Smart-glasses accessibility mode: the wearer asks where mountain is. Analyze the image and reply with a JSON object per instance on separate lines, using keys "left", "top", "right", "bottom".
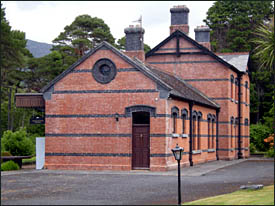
{"left": 26, "top": 39, "right": 53, "bottom": 58}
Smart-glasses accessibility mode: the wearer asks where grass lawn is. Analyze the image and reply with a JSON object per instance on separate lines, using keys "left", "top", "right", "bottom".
{"left": 183, "top": 185, "right": 274, "bottom": 205}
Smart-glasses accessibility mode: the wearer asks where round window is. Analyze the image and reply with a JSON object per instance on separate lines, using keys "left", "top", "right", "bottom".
{"left": 92, "top": 58, "right": 117, "bottom": 84}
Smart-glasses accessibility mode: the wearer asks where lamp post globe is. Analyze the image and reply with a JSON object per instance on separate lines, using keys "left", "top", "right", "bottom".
{"left": 172, "top": 144, "right": 183, "bottom": 161}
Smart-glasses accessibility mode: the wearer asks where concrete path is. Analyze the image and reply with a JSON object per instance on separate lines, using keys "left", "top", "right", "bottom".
{"left": 1, "top": 158, "right": 274, "bottom": 205}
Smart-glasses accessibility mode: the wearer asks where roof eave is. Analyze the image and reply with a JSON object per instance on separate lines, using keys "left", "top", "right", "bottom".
{"left": 169, "top": 93, "right": 220, "bottom": 110}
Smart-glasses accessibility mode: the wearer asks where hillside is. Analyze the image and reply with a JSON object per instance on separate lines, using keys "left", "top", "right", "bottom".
{"left": 26, "top": 39, "right": 52, "bottom": 58}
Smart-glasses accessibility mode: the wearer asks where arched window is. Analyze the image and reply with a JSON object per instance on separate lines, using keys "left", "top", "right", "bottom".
{"left": 235, "top": 78, "right": 238, "bottom": 102}
{"left": 197, "top": 112, "right": 202, "bottom": 150}
{"left": 212, "top": 115, "right": 216, "bottom": 149}
{"left": 207, "top": 114, "right": 212, "bottom": 149}
{"left": 192, "top": 111, "right": 197, "bottom": 150}
{"left": 245, "top": 118, "right": 249, "bottom": 148}
{"left": 181, "top": 109, "right": 188, "bottom": 134}
{"left": 171, "top": 107, "right": 179, "bottom": 134}
{"left": 245, "top": 81, "right": 248, "bottom": 104}
{"left": 230, "top": 116, "right": 234, "bottom": 149}
{"left": 235, "top": 118, "right": 238, "bottom": 149}
{"left": 230, "top": 75, "right": 234, "bottom": 100}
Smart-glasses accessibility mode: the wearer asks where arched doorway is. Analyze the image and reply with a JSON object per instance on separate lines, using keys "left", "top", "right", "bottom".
{"left": 132, "top": 112, "right": 150, "bottom": 169}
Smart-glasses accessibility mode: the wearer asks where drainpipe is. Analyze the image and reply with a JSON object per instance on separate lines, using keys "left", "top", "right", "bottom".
{"left": 216, "top": 108, "right": 220, "bottom": 160}
{"left": 237, "top": 73, "right": 243, "bottom": 159}
{"left": 189, "top": 101, "right": 194, "bottom": 166}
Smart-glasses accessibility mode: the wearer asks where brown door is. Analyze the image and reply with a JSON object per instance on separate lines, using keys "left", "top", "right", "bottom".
{"left": 132, "top": 124, "right": 150, "bottom": 169}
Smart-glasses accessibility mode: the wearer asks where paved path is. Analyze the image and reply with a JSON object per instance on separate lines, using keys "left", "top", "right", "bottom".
{"left": 1, "top": 158, "right": 274, "bottom": 205}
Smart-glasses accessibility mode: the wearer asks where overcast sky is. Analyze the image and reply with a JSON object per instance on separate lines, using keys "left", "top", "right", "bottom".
{"left": 2, "top": 1, "right": 214, "bottom": 48}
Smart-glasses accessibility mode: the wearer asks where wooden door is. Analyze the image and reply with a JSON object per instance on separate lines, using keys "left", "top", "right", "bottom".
{"left": 132, "top": 124, "right": 150, "bottom": 169}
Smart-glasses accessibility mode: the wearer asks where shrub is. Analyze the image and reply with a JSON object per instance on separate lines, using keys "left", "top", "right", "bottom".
{"left": 249, "top": 142, "right": 257, "bottom": 153}
{"left": 1, "top": 160, "right": 20, "bottom": 171}
{"left": 265, "top": 148, "right": 274, "bottom": 157}
{"left": 1, "top": 128, "right": 34, "bottom": 156}
{"left": 250, "top": 124, "right": 272, "bottom": 152}
{"left": 1, "top": 151, "right": 12, "bottom": 164}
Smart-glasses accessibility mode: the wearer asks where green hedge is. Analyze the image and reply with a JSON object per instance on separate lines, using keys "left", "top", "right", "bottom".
{"left": 250, "top": 124, "right": 272, "bottom": 152}
{"left": 1, "top": 160, "right": 20, "bottom": 171}
{"left": 1, "top": 128, "right": 34, "bottom": 156}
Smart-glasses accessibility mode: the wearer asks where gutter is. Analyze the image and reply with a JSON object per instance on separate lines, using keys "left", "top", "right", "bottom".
{"left": 216, "top": 108, "right": 220, "bottom": 160}
{"left": 237, "top": 73, "right": 243, "bottom": 159}
{"left": 189, "top": 101, "right": 194, "bottom": 166}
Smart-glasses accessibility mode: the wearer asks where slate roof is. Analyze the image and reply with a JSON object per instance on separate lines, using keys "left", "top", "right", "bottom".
{"left": 133, "top": 59, "right": 220, "bottom": 109}
{"left": 146, "top": 30, "right": 249, "bottom": 74}
{"left": 41, "top": 41, "right": 219, "bottom": 109}
{"left": 216, "top": 53, "right": 249, "bottom": 72}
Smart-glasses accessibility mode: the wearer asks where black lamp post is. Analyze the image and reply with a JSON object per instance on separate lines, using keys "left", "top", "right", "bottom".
{"left": 171, "top": 144, "right": 184, "bottom": 205}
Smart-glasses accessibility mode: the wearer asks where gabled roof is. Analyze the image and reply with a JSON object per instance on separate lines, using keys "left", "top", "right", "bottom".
{"left": 145, "top": 30, "right": 248, "bottom": 74}
{"left": 41, "top": 41, "right": 172, "bottom": 93}
{"left": 216, "top": 52, "right": 249, "bottom": 72}
{"left": 41, "top": 41, "right": 219, "bottom": 109}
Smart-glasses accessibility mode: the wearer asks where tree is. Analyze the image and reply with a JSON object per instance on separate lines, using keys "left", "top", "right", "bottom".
{"left": 24, "top": 51, "right": 64, "bottom": 92}
{"left": 52, "top": 14, "right": 115, "bottom": 65}
{"left": 203, "top": 1, "right": 274, "bottom": 52}
{"left": 0, "top": 4, "right": 31, "bottom": 91}
{"left": 115, "top": 36, "right": 151, "bottom": 53}
{"left": 1, "top": 4, "right": 32, "bottom": 136}
{"left": 252, "top": 17, "right": 274, "bottom": 71}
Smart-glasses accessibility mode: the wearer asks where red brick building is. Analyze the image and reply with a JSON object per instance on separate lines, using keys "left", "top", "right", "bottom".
{"left": 16, "top": 5, "right": 250, "bottom": 171}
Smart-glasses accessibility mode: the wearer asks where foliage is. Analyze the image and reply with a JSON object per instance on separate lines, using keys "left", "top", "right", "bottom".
{"left": 203, "top": 1, "right": 274, "bottom": 52}
{"left": 264, "top": 134, "right": 274, "bottom": 157}
{"left": 52, "top": 14, "right": 115, "bottom": 64}
{"left": 252, "top": 17, "right": 274, "bottom": 71}
{"left": 1, "top": 151, "right": 12, "bottom": 156}
{"left": 250, "top": 124, "right": 272, "bottom": 152}
{"left": 24, "top": 51, "right": 64, "bottom": 92}
{"left": 264, "top": 134, "right": 274, "bottom": 147}
{"left": 1, "top": 128, "right": 34, "bottom": 156}
{"left": 249, "top": 142, "right": 256, "bottom": 153}
{"left": 115, "top": 36, "right": 151, "bottom": 53}
{"left": 183, "top": 185, "right": 274, "bottom": 205}
{"left": 1, "top": 160, "right": 20, "bottom": 171}
{"left": 1, "top": 151, "right": 12, "bottom": 164}
{"left": 265, "top": 148, "right": 274, "bottom": 158}
{"left": 249, "top": 67, "right": 274, "bottom": 124}
{"left": 1, "top": 4, "right": 32, "bottom": 91}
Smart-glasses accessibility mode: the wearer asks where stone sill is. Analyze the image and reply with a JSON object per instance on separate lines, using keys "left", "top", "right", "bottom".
{"left": 172, "top": 133, "right": 180, "bottom": 138}
{"left": 192, "top": 150, "right": 202, "bottom": 154}
{"left": 208, "top": 149, "right": 216, "bottom": 153}
{"left": 181, "top": 134, "right": 188, "bottom": 138}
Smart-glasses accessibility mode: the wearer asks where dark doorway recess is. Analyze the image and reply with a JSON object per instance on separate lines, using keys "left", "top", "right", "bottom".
{"left": 132, "top": 112, "right": 150, "bottom": 169}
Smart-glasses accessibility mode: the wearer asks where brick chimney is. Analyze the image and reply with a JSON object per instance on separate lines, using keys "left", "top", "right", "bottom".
{"left": 170, "top": 5, "right": 189, "bottom": 35}
{"left": 124, "top": 25, "right": 145, "bottom": 61}
{"left": 194, "top": 25, "right": 211, "bottom": 50}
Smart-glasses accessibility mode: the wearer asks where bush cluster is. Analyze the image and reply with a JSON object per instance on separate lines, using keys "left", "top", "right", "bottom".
{"left": 1, "top": 128, "right": 34, "bottom": 156}
{"left": 1, "top": 160, "right": 20, "bottom": 171}
{"left": 250, "top": 124, "right": 272, "bottom": 152}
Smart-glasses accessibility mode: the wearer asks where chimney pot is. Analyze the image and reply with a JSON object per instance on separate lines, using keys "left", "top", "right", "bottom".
{"left": 194, "top": 25, "right": 211, "bottom": 50}
{"left": 124, "top": 26, "right": 145, "bottom": 61}
{"left": 170, "top": 5, "right": 189, "bottom": 35}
